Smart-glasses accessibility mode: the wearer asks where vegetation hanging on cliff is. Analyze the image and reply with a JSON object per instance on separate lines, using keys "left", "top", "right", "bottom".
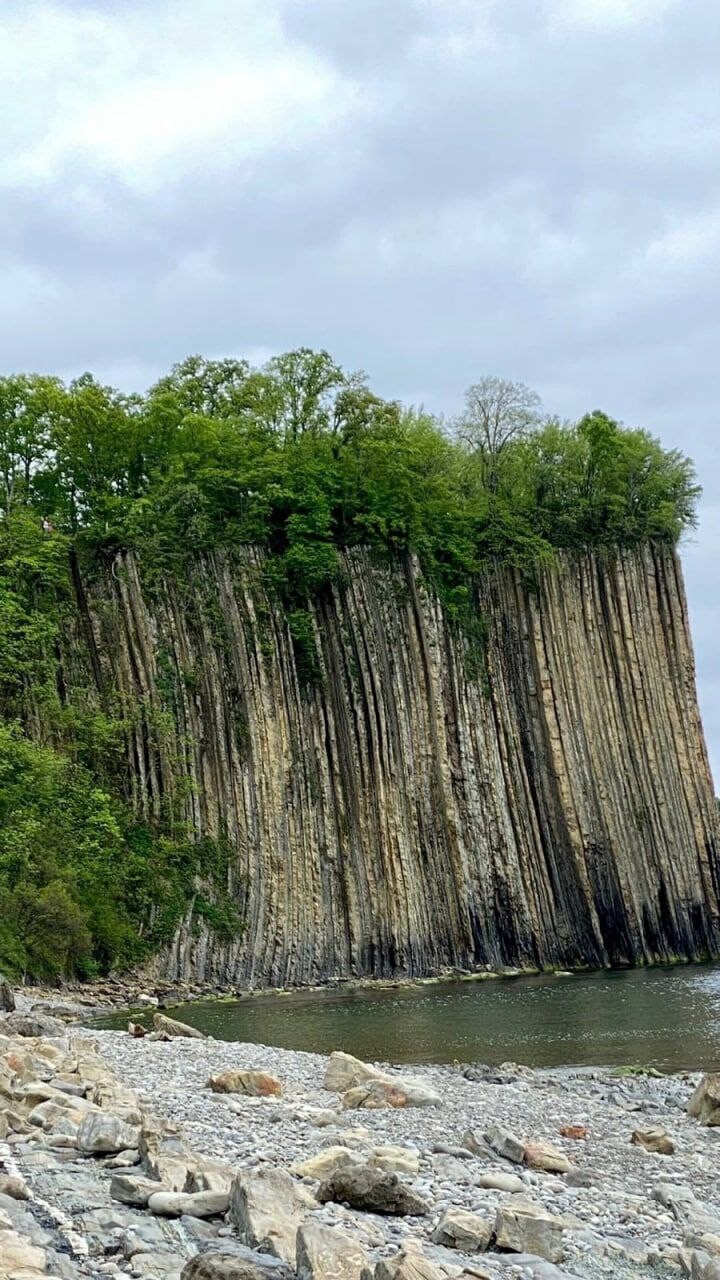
{"left": 0, "top": 352, "right": 700, "bottom": 979}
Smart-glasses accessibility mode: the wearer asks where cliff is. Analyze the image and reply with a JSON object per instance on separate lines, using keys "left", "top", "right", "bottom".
{"left": 62, "top": 544, "right": 720, "bottom": 985}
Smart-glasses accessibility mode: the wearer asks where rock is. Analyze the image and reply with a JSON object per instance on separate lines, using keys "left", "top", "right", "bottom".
{"left": 77, "top": 1111, "right": 141, "bottom": 1155}
{"left": 373, "top": 1244, "right": 446, "bottom": 1280}
{"left": 111, "top": 1173, "right": 166, "bottom": 1207}
{"left": 291, "top": 1147, "right": 362, "bottom": 1180}
{"left": 324, "top": 1052, "right": 382, "bottom": 1092}
{"left": 2, "top": 1011, "right": 66, "bottom": 1038}
{"left": 369, "top": 1146, "right": 420, "bottom": 1176}
{"left": 207, "top": 1071, "right": 282, "bottom": 1098}
{"left": 0, "top": 1173, "right": 29, "bottom": 1200}
{"left": 478, "top": 1171, "right": 526, "bottom": 1193}
{"left": 523, "top": 1140, "right": 574, "bottom": 1173}
{"left": 153, "top": 1013, "right": 205, "bottom": 1039}
{"left": 181, "top": 1245, "right": 294, "bottom": 1280}
{"left": 494, "top": 1203, "right": 565, "bottom": 1264}
{"left": 431, "top": 1207, "right": 493, "bottom": 1253}
{"left": 484, "top": 1125, "right": 525, "bottom": 1164}
{"left": 0, "top": 974, "right": 15, "bottom": 1013}
{"left": 688, "top": 1075, "right": 720, "bottom": 1126}
{"left": 230, "top": 1167, "right": 316, "bottom": 1265}
{"left": 325, "top": 1052, "right": 441, "bottom": 1108}
{"left": 148, "top": 1189, "right": 230, "bottom": 1218}
{"left": 316, "top": 1166, "right": 430, "bottom": 1216}
{"left": 0, "top": 1229, "right": 47, "bottom": 1273}
{"left": 296, "top": 1220, "right": 370, "bottom": 1280}
{"left": 631, "top": 1126, "right": 675, "bottom": 1155}
{"left": 129, "top": 1022, "right": 147, "bottom": 1038}
{"left": 559, "top": 1125, "right": 588, "bottom": 1140}
{"left": 138, "top": 994, "right": 160, "bottom": 1007}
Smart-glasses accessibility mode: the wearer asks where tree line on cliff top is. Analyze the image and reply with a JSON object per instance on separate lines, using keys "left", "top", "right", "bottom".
{"left": 0, "top": 351, "right": 700, "bottom": 981}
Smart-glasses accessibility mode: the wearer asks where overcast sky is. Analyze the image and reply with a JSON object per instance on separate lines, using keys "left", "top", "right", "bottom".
{"left": 2, "top": 0, "right": 718, "bottom": 775}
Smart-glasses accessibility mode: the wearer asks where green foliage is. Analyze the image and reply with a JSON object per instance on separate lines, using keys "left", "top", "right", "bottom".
{"left": 0, "top": 355, "right": 699, "bottom": 978}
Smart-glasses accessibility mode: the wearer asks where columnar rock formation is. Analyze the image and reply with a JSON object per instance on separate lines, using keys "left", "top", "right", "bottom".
{"left": 62, "top": 545, "right": 720, "bottom": 984}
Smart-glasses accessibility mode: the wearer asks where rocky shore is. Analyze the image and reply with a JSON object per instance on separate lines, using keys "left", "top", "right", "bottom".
{"left": 3, "top": 996, "right": 720, "bottom": 1280}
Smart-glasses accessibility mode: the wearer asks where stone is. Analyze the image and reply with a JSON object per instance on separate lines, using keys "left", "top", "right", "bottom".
{"left": 688, "top": 1075, "right": 720, "bottom": 1126}
{"left": 559, "top": 1125, "right": 588, "bottom": 1140}
{"left": 374, "top": 1244, "right": 446, "bottom": 1280}
{"left": 324, "top": 1052, "right": 382, "bottom": 1092}
{"left": 153, "top": 1013, "right": 205, "bottom": 1039}
{"left": 494, "top": 1203, "right": 564, "bottom": 1264}
{"left": 3, "top": 1011, "right": 66, "bottom": 1038}
{"left": 77, "top": 1111, "right": 141, "bottom": 1155}
{"left": 431, "top": 1208, "right": 493, "bottom": 1253}
{"left": 291, "top": 1148, "right": 362, "bottom": 1180}
{"left": 342, "top": 1082, "right": 410, "bottom": 1110}
{"left": 0, "top": 1174, "right": 29, "bottom": 1200}
{"left": 0, "top": 974, "right": 15, "bottom": 1013}
{"left": 230, "top": 1167, "right": 316, "bottom": 1265}
{"left": 181, "top": 1245, "right": 294, "bottom": 1280}
{"left": 478, "top": 1171, "right": 526, "bottom": 1193}
{"left": 296, "top": 1220, "right": 370, "bottom": 1280}
{"left": 316, "top": 1166, "right": 430, "bottom": 1217}
{"left": 484, "top": 1125, "right": 525, "bottom": 1164}
{"left": 207, "top": 1071, "right": 282, "bottom": 1098}
{"left": 129, "top": 1023, "right": 147, "bottom": 1038}
{"left": 631, "top": 1126, "right": 675, "bottom": 1155}
{"left": 523, "top": 1140, "right": 574, "bottom": 1173}
{"left": 369, "top": 1146, "right": 420, "bottom": 1176}
{"left": 111, "top": 1173, "right": 166, "bottom": 1207}
{"left": 0, "top": 1228, "right": 47, "bottom": 1272}
{"left": 148, "top": 1189, "right": 230, "bottom": 1218}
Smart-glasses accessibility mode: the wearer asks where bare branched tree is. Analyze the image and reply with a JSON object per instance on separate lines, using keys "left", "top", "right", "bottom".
{"left": 454, "top": 376, "right": 543, "bottom": 458}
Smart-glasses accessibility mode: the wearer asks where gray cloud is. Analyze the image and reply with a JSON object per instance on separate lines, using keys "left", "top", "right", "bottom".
{"left": 1, "top": 0, "right": 718, "bottom": 774}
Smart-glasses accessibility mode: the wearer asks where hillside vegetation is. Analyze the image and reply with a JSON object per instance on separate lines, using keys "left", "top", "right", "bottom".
{"left": 0, "top": 351, "right": 699, "bottom": 980}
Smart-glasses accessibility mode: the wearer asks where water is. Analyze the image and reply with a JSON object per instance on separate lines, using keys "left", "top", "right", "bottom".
{"left": 96, "top": 964, "right": 720, "bottom": 1071}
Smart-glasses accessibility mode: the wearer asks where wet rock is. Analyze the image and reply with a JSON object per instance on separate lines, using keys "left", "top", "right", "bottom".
{"left": 523, "top": 1140, "right": 574, "bottom": 1173}
{"left": 494, "top": 1202, "right": 565, "bottom": 1264}
{"left": 207, "top": 1071, "right": 282, "bottom": 1098}
{"left": 484, "top": 1125, "right": 525, "bottom": 1164}
{"left": 230, "top": 1167, "right": 315, "bottom": 1265}
{"left": 296, "top": 1220, "right": 370, "bottom": 1280}
{"left": 77, "top": 1110, "right": 141, "bottom": 1155}
{"left": 688, "top": 1075, "right": 720, "bottom": 1127}
{"left": 631, "top": 1126, "right": 675, "bottom": 1155}
{"left": 431, "top": 1207, "right": 493, "bottom": 1252}
{"left": 316, "top": 1166, "right": 430, "bottom": 1217}
{"left": 154, "top": 1013, "right": 206, "bottom": 1040}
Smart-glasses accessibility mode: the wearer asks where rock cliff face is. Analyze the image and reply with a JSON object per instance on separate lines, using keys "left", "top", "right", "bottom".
{"left": 65, "top": 545, "right": 720, "bottom": 985}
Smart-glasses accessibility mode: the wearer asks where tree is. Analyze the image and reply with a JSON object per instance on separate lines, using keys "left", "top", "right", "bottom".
{"left": 455, "top": 376, "right": 543, "bottom": 461}
{"left": 0, "top": 375, "right": 64, "bottom": 516}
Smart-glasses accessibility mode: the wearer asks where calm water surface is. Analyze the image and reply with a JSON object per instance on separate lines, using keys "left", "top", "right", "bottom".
{"left": 100, "top": 965, "right": 720, "bottom": 1071}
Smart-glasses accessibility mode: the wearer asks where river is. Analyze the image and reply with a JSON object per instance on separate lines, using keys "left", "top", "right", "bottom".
{"left": 96, "top": 963, "right": 720, "bottom": 1071}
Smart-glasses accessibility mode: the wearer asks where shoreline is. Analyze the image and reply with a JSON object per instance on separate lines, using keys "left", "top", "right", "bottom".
{"left": 3, "top": 1013, "right": 720, "bottom": 1279}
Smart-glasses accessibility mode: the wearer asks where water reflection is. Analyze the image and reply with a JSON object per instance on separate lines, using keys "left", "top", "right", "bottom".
{"left": 99, "top": 964, "right": 720, "bottom": 1070}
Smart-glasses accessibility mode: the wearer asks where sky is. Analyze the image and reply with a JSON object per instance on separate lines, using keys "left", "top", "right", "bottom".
{"left": 1, "top": 0, "right": 719, "bottom": 775}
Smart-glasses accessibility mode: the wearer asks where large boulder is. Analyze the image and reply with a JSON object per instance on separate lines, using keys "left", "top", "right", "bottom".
{"left": 688, "top": 1075, "right": 720, "bottom": 1126}
{"left": 494, "top": 1203, "right": 565, "bottom": 1263}
{"left": 2, "top": 1011, "right": 66, "bottom": 1038}
{"left": 77, "top": 1111, "right": 141, "bottom": 1155}
{"left": 373, "top": 1245, "right": 446, "bottom": 1280}
{"left": 316, "top": 1166, "right": 430, "bottom": 1217}
{"left": 296, "top": 1220, "right": 370, "bottom": 1280}
{"left": 207, "top": 1070, "right": 282, "bottom": 1098}
{"left": 110, "top": 1173, "right": 166, "bottom": 1207}
{"left": 230, "top": 1167, "right": 316, "bottom": 1266}
{"left": 324, "top": 1052, "right": 441, "bottom": 1109}
{"left": 431, "top": 1207, "right": 492, "bottom": 1253}
{"left": 291, "top": 1147, "right": 362, "bottom": 1180}
{"left": 484, "top": 1125, "right": 525, "bottom": 1164}
{"left": 154, "top": 1013, "right": 206, "bottom": 1039}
